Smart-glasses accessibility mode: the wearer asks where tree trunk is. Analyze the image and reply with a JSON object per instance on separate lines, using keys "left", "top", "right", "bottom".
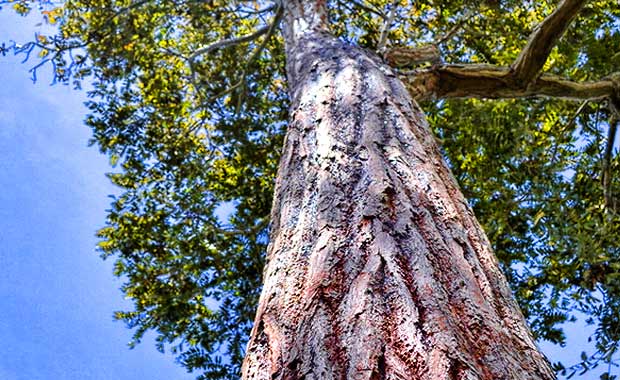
{"left": 242, "top": 2, "right": 555, "bottom": 379}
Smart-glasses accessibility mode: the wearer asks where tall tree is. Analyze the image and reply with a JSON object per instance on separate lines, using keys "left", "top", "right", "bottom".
{"left": 2, "top": 0, "right": 619, "bottom": 379}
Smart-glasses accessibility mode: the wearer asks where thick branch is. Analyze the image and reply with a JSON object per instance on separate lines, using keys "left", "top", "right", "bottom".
{"left": 401, "top": 64, "right": 619, "bottom": 102}
{"left": 383, "top": 45, "right": 441, "bottom": 68}
{"left": 511, "top": 0, "right": 587, "bottom": 85}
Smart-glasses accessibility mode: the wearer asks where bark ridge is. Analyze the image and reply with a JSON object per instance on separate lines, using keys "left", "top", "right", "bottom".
{"left": 242, "top": 32, "right": 555, "bottom": 380}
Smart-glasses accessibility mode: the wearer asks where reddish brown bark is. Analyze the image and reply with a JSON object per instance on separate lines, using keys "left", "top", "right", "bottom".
{"left": 242, "top": 2, "right": 556, "bottom": 379}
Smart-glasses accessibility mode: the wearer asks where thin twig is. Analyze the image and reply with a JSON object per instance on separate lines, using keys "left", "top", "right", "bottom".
{"left": 549, "top": 100, "right": 589, "bottom": 166}
{"left": 345, "top": 0, "right": 385, "bottom": 18}
{"left": 218, "top": 217, "right": 270, "bottom": 237}
{"left": 436, "top": 9, "right": 475, "bottom": 45}
{"left": 602, "top": 114, "right": 618, "bottom": 210}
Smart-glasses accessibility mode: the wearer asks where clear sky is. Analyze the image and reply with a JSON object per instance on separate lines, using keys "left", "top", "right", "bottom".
{"left": 0, "top": 10, "right": 193, "bottom": 380}
{"left": 0, "top": 7, "right": 608, "bottom": 380}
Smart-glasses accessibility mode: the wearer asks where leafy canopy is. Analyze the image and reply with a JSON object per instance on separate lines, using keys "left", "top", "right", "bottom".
{"left": 2, "top": 0, "right": 619, "bottom": 379}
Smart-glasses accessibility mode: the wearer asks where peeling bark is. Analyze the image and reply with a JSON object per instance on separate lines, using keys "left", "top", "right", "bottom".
{"left": 242, "top": 2, "right": 556, "bottom": 379}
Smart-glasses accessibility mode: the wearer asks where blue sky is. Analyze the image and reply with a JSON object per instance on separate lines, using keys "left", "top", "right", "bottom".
{"left": 0, "top": 7, "right": 610, "bottom": 380}
{"left": 0, "top": 10, "right": 193, "bottom": 380}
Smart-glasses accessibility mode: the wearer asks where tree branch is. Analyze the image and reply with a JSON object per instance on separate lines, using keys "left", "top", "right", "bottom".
{"left": 389, "top": 0, "right": 614, "bottom": 105}
{"left": 232, "top": 4, "right": 284, "bottom": 111}
{"left": 602, "top": 114, "right": 618, "bottom": 210}
{"left": 436, "top": 9, "right": 476, "bottom": 45}
{"left": 511, "top": 0, "right": 588, "bottom": 85}
{"left": 377, "top": 0, "right": 400, "bottom": 52}
{"left": 186, "top": 5, "right": 283, "bottom": 104}
{"left": 383, "top": 45, "right": 441, "bottom": 68}
{"left": 217, "top": 217, "right": 270, "bottom": 237}
{"left": 190, "top": 4, "right": 283, "bottom": 108}
{"left": 342, "top": 0, "right": 385, "bottom": 18}
{"left": 401, "top": 65, "right": 619, "bottom": 102}
{"left": 189, "top": 25, "right": 272, "bottom": 62}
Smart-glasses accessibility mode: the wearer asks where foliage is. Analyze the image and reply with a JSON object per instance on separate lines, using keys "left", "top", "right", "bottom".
{"left": 2, "top": 0, "right": 619, "bottom": 379}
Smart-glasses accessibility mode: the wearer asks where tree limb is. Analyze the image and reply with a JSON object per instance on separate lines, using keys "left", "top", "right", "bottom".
{"left": 436, "top": 9, "right": 476, "bottom": 45}
{"left": 189, "top": 25, "right": 272, "bottom": 62}
{"left": 602, "top": 114, "right": 618, "bottom": 210}
{"left": 233, "top": 4, "right": 284, "bottom": 111}
{"left": 383, "top": 45, "right": 441, "bottom": 68}
{"left": 390, "top": 0, "right": 613, "bottom": 105}
{"left": 511, "top": 0, "right": 588, "bottom": 85}
{"left": 377, "top": 0, "right": 400, "bottom": 52}
{"left": 401, "top": 65, "right": 619, "bottom": 102}
{"left": 186, "top": 5, "right": 283, "bottom": 105}
{"left": 342, "top": 0, "right": 385, "bottom": 18}
{"left": 218, "top": 217, "right": 270, "bottom": 237}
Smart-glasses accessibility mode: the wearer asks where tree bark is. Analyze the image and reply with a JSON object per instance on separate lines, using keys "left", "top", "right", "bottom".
{"left": 242, "top": 2, "right": 556, "bottom": 379}
{"left": 402, "top": 64, "right": 619, "bottom": 102}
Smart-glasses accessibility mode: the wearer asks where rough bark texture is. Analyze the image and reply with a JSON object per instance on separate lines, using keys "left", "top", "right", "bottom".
{"left": 242, "top": 2, "right": 556, "bottom": 379}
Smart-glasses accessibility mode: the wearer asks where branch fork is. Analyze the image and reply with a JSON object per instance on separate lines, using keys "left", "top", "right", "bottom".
{"left": 387, "top": 0, "right": 617, "bottom": 104}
